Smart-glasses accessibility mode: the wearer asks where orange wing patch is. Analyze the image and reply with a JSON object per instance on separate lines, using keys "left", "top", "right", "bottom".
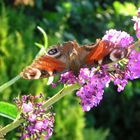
{"left": 86, "top": 40, "right": 114, "bottom": 65}
{"left": 33, "top": 56, "right": 66, "bottom": 74}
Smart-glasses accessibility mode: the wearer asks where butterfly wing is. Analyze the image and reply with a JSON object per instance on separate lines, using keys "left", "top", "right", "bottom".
{"left": 85, "top": 40, "right": 128, "bottom": 66}
{"left": 21, "top": 56, "right": 66, "bottom": 79}
{"left": 85, "top": 40, "right": 114, "bottom": 65}
{"left": 21, "top": 41, "right": 76, "bottom": 79}
{"left": 33, "top": 56, "right": 66, "bottom": 74}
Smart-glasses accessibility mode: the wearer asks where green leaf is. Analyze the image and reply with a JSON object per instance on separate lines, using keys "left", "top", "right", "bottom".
{"left": 34, "top": 42, "right": 44, "bottom": 49}
{"left": 0, "top": 101, "right": 18, "bottom": 120}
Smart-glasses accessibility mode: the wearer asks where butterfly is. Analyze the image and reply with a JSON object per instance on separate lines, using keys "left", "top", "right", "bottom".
{"left": 20, "top": 39, "right": 128, "bottom": 79}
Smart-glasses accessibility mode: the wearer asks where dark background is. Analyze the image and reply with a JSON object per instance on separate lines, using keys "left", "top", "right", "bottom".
{"left": 0, "top": 0, "right": 140, "bottom": 140}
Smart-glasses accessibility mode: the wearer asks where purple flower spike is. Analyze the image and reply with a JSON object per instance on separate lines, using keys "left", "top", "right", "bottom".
{"left": 102, "top": 29, "right": 133, "bottom": 47}
{"left": 76, "top": 68, "right": 111, "bottom": 111}
{"left": 15, "top": 94, "right": 55, "bottom": 140}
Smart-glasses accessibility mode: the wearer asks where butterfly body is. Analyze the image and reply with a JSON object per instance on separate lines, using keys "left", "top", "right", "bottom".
{"left": 21, "top": 39, "right": 128, "bottom": 79}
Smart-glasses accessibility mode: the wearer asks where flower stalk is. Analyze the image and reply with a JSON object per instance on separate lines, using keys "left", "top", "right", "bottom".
{"left": 42, "top": 83, "right": 80, "bottom": 109}
{"left": 0, "top": 118, "right": 24, "bottom": 136}
{"left": 0, "top": 75, "right": 21, "bottom": 93}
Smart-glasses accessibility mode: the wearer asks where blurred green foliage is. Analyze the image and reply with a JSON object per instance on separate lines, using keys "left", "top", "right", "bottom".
{"left": 0, "top": 0, "right": 140, "bottom": 140}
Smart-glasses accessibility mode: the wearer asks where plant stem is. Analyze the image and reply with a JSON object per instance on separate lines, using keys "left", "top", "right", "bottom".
{"left": 0, "top": 118, "right": 24, "bottom": 136}
{"left": 0, "top": 75, "right": 21, "bottom": 93}
{"left": 42, "top": 83, "right": 80, "bottom": 109}
{"left": 0, "top": 83, "right": 80, "bottom": 135}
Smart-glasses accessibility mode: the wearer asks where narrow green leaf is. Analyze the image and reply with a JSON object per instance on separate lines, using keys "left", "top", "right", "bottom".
{"left": 0, "top": 101, "right": 18, "bottom": 120}
{"left": 37, "top": 26, "right": 48, "bottom": 49}
{"left": 34, "top": 42, "right": 44, "bottom": 49}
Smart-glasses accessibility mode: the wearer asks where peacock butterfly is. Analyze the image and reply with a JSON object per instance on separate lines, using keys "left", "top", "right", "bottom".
{"left": 20, "top": 39, "right": 128, "bottom": 79}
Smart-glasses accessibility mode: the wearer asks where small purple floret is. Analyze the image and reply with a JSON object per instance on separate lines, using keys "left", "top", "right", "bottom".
{"left": 60, "top": 71, "right": 77, "bottom": 84}
{"left": 22, "top": 102, "right": 33, "bottom": 113}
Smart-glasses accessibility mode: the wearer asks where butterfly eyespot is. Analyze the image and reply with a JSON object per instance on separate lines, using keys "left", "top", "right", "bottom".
{"left": 46, "top": 48, "right": 61, "bottom": 57}
{"left": 48, "top": 48, "right": 58, "bottom": 55}
{"left": 109, "top": 48, "right": 127, "bottom": 61}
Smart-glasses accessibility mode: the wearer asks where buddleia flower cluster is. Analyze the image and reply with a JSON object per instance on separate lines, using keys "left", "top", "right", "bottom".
{"left": 14, "top": 94, "right": 54, "bottom": 140}
{"left": 59, "top": 27, "right": 140, "bottom": 111}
